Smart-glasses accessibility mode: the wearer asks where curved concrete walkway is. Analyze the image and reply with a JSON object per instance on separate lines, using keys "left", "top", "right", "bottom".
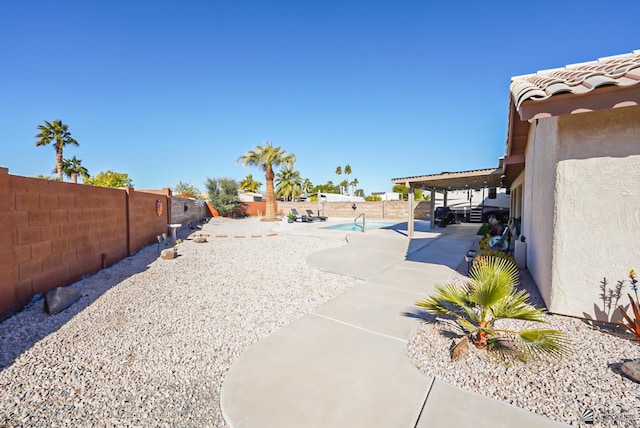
{"left": 220, "top": 222, "right": 568, "bottom": 427}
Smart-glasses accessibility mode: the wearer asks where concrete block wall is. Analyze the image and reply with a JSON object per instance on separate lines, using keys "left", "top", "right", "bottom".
{"left": 125, "top": 187, "right": 171, "bottom": 255}
{"left": 171, "top": 196, "right": 208, "bottom": 226}
{"left": 1, "top": 169, "right": 131, "bottom": 318}
{"left": 1, "top": 168, "right": 172, "bottom": 320}
{"left": 277, "top": 201, "right": 432, "bottom": 220}
{"left": 238, "top": 201, "right": 267, "bottom": 217}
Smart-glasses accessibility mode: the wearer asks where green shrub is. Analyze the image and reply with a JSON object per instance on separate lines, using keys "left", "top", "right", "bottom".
{"left": 477, "top": 223, "right": 488, "bottom": 236}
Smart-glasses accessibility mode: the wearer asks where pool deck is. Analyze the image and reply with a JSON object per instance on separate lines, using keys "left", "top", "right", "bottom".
{"left": 220, "top": 219, "right": 568, "bottom": 428}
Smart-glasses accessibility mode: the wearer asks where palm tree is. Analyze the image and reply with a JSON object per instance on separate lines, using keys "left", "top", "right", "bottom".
{"left": 335, "top": 166, "right": 342, "bottom": 194}
{"left": 35, "top": 120, "right": 79, "bottom": 181}
{"left": 301, "top": 178, "right": 313, "bottom": 195}
{"left": 239, "top": 173, "right": 262, "bottom": 193}
{"left": 344, "top": 164, "right": 352, "bottom": 195}
{"left": 350, "top": 177, "right": 359, "bottom": 195}
{"left": 416, "top": 257, "right": 571, "bottom": 360}
{"left": 340, "top": 179, "right": 348, "bottom": 195}
{"left": 275, "top": 166, "right": 302, "bottom": 201}
{"left": 60, "top": 156, "right": 89, "bottom": 183}
{"left": 237, "top": 141, "right": 295, "bottom": 220}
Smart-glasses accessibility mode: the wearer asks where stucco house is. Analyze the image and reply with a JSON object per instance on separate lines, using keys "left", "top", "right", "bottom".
{"left": 503, "top": 50, "right": 640, "bottom": 321}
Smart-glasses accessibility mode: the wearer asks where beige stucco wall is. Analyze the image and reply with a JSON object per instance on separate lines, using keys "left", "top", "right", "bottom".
{"left": 523, "top": 105, "right": 640, "bottom": 320}
{"left": 552, "top": 106, "right": 640, "bottom": 320}
{"left": 522, "top": 117, "right": 558, "bottom": 309}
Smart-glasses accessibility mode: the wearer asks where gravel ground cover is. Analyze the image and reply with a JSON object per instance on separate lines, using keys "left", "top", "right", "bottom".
{"left": 407, "top": 264, "right": 640, "bottom": 427}
{"left": 0, "top": 217, "right": 356, "bottom": 427}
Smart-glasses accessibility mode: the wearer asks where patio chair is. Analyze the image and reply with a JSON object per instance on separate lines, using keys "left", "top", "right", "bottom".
{"left": 305, "top": 209, "right": 328, "bottom": 221}
{"left": 488, "top": 226, "right": 511, "bottom": 252}
{"left": 290, "top": 208, "right": 312, "bottom": 222}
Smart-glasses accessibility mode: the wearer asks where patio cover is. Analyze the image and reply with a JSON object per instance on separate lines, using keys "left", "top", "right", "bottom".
{"left": 391, "top": 167, "right": 503, "bottom": 191}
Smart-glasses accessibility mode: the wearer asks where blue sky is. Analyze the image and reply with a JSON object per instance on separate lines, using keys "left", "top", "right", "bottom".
{"left": 2, "top": 0, "right": 639, "bottom": 194}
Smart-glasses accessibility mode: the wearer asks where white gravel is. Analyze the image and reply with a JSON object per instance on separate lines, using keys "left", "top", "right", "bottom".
{"left": 407, "top": 263, "right": 640, "bottom": 427}
{"left": 0, "top": 217, "right": 356, "bottom": 427}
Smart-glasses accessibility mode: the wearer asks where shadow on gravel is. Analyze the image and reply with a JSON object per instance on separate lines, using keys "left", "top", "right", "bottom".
{"left": 0, "top": 237, "right": 181, "bottom": 372}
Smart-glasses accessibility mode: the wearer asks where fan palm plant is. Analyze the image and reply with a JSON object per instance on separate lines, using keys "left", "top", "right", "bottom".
{"left": 350, "top": 177, "right": 359, "bottom": 195}
{"left": 237, "top": 142, "right": 295, "bottom": 220}
{"left": 275, "top": 166, "right": 302, "bottom": 201}
{"left": 416, "top": 256, "right": 571, "bottom": 360}
{"left": 60, "top": 156, "right": 89, "bottom": 183}
{"left": 301, "top": 178, "right": 313, "bottom": 194}
{"left": 35, "top": 120, "right": 79, "bottom": 181}
{"left": 239, "top": 174, "right": 262, "bottom": 193}
{"left": 344, "top": 164, "right": 352, "bottom": 195}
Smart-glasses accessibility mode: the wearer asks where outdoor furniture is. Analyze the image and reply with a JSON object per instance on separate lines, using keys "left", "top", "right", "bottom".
{"left": 290, "top": 209, "right": 311, "bottom": 222}
{"left": 488, "top": 226, "right": 511, "bottom": 252}
{"left": 305, "top": 209, "right": 327, "bottom": 221}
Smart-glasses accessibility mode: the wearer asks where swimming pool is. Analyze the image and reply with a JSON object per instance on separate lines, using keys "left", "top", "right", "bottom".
{"left": 321, "top": 221, "right": 399, "bottom": 232}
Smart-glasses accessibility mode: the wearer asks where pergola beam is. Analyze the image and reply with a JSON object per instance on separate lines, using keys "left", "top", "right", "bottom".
{"left": 392, "top": 167, "right": 504, "bottom": 234}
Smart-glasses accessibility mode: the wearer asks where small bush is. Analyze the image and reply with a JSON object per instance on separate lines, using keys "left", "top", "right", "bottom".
{"left": 473, "top": 251, "right": 517, "bottom": 271}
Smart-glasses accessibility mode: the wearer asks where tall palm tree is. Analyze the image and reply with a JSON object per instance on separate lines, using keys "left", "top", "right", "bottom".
{"left": 350, "top": 177, "right": 359, "bottom": 195}
{"left": 60, "top": 156, "right": 89, "bottom": 183}
{"left": 35, "top": 120, "right": 79, "bottom": 181}
{"left": 275, "top": 166, "right": 302, "bottom": 201}
{"left": 301, "top": 178, "right": 313, "bottom": 194}
{"left": 335, "top": 166, "right": 342, "bottom": 194}
{"left": 340, "top": 179, "right": 348, "bottom": 195}
{"left": 344, "top": 164, "right": 352, "bottom": 195}
{"left": 416, "top": 257, "right": 571, "bottom": 360}
{"left": 237, "top": 141, "right": 295, "bottom": 220}
{"left": 239, "top": 173, "right": 262, "bottom": 193}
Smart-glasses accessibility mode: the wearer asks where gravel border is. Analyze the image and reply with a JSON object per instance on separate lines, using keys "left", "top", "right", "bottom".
{"left": 0, "top": 217, "right": 356, "bottom": 427}
{"left": 407, "top": 260, "right": 640, "bottom": 427}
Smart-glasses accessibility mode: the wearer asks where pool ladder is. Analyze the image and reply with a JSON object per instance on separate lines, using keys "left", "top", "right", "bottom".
{"left": 354, "top": 213, "right": 365, "bottom": 232}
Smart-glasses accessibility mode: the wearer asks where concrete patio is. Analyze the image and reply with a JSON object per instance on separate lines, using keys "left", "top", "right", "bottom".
{"left": 220, "top": 221, "right": 568, "bottom": 427}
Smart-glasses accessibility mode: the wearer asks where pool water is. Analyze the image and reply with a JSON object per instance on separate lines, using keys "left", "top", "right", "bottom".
{"left": 321, "top": 221, "right": 398, "bottom": 232}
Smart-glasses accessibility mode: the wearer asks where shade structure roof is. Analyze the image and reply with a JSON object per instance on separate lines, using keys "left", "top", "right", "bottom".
{"left": 391, "top": 167, "right": 503, "bottom": 191}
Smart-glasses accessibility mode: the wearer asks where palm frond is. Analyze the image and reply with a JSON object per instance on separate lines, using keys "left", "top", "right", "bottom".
{"left": 468, "top": 257, "right": 519, "bottom": 307}
{"left": 491, "top": 290, "right": 548, "bottom": 322}
{"left": 518, "top": 329, "right": 572, "bottom": 359}
{"left": 456, "top": 318, "right": 478, "bottom": 334}
{"left": 417, "top": 283, "right": 478, "bottom": 322}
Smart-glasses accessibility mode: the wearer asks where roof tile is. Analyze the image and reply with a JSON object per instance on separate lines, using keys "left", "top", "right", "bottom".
{"left": 510, "top": 50, "right": 640, "bottom": 110}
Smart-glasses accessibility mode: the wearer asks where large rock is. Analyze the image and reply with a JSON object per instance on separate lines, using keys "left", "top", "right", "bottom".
{"left": 161, "top": 248, "right": 178, "bottom": 260}
{"left": 621, "top": 358, "right": 640, "bottom": 383}
{"left": 45, "top": 287, "right": 81, "bottom": 315}
{"left": 193, "top": 234, "right": 208, "bottom": 243}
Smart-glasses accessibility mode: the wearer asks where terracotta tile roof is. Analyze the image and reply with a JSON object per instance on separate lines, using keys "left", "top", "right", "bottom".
{"left": 510, "top": 50, "right": 640, "bottom": 111}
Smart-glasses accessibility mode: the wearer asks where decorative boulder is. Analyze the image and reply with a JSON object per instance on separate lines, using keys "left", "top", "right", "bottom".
{"left": 621, "top": 359, "right": 640, "bottom": 383}
{"left": 193, "top": 235, "right": 208, "bottom": 243}
{"left": 45, "top": 287, "right": 81, "bottom": 315}
{"left": 161, "top": 248, "right": 178, "bottom": 260}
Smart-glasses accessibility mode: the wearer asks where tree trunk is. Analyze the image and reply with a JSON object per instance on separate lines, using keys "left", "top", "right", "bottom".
{"left": 474, "top": 329, "right": 488, "bottom": 349}
{"left": 71, "top": 172, "right": 78, "bottom": 184}
{"left": 264, "top": 166, "right": 276, "bottom": 220}
{"left": 56, "top": 147, "right": 64, "bottom": 181}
